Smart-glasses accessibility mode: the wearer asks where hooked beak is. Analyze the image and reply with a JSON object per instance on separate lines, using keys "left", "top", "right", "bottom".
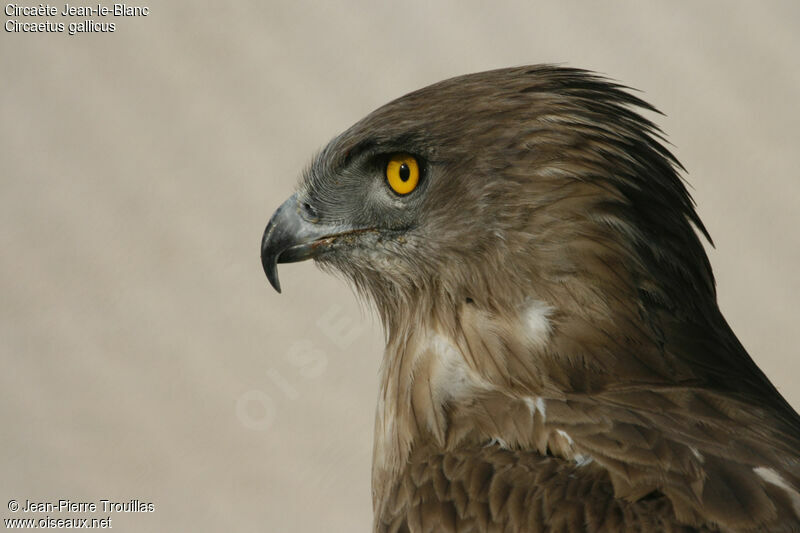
{"left": 260, "top": 194, "right": 358, "bottom": 293}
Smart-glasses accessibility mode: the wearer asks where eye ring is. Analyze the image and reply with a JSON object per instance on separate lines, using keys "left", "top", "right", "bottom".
{"left": 386, "top": 154, "right": 420, "bottom": 195}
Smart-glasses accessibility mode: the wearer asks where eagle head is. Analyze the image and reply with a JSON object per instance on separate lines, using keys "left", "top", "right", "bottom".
{"left": 262, "top": 66, "right": 714, "bottom": 364}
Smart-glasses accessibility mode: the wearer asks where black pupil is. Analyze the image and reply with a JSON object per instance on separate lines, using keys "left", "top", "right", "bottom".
{"left": 399, "top": 163, "right": 410, "bottom": 182}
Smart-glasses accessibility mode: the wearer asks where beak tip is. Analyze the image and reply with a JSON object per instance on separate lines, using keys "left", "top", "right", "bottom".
{"left": 270, "top": 277, "right": 282, "bottom": 294}
{"left": 262, "top": 254, "right": 283, "bottom": 294}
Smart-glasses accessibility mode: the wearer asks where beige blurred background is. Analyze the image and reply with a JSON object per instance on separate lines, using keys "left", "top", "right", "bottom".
{"left": 1, "top": 1, "right": 798, "bottom": 531}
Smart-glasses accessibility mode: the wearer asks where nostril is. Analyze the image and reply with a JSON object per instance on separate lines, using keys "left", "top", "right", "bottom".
{"left": 302, "top": 202, "right": 318, "bottom": 219}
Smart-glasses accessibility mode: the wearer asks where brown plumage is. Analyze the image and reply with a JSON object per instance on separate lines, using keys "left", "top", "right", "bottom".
{"left": 261, "top": 66, "right": 800, "bottom": 532}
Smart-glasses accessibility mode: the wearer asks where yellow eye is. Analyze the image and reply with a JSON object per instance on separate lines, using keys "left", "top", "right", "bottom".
{"left": 386, "top": 154, "right": 419, "bottom": 195}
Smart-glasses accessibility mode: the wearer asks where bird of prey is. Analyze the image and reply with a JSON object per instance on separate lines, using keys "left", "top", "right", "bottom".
{"left": 261, "top": 66, "right": 800, "bottom": 532}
